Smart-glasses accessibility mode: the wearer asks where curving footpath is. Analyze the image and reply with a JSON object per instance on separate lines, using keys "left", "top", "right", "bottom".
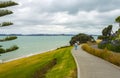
{"left": 72, "top": 45, "right": 120, "bottom": 78}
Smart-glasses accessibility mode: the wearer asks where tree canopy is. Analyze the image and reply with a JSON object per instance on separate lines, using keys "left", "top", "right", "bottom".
{"left": 115, "top": 16, "right": 120, "bottom": 27}
{"left": 98, "top": 16, "right": 120, "bottom": 52}
{"left": 69, "top": 33, "right": 94, "bottom": 45}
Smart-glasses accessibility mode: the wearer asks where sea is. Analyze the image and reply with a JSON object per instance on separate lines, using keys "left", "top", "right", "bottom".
{"left": 0, "top": 35, "right": 98, "bottom": 62}
{"left": 0, "top": 36, "right": 72, "bottom": 62}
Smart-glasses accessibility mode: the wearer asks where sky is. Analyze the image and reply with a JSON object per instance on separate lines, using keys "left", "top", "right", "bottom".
{"left": 0, "top": 0, "right": 120, "bottom": 35}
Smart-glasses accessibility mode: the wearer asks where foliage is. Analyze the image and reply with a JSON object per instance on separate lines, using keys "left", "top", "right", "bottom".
{"left": 0, "top": 9, "right": 13, "bottom": 17}
{"left": 82, "top": 44, "right": 120, "bottom": 66}
{"left": 97, "top": 35, "right": 110, "bottom": 40}
{"left": 115, "top": 16, "right": 120, "bottom": 27}
{"left": 0, "top": 47, "right": 77, "bottom": 78}
{"left": 98, "top": 40, "right": 120, "bottom": 52}
{"left": 1, "top": 22, "right": 13, "bottom": 27}
{"left": 0, "top": 45, "right": 19, "bottom": 54}
{"left": 6, "top": 45, "right": 19, "bottom": 52}
{"left": 107, "top": 43, "right": 120, "bottom": 52}
{"left": 0, "top": 36, "right": 17, "bottom": 42}
{"left": 99, "top": 25, "right": 113, "bottom": 41}
{"left": 0, "top": 1, "right": 18, "bottom": 53}
{"left": 98, "top": 18, "right": 120, "bottom": 52}
{"left": 70, "top": 33, "right": 94, "bottom": 45}
{"left": 102, "top": 25, "right": 113, "bottom": 37}
{"left": 0, "top": 1, "right": 18, "bottom": 8}
{"left": 0, "top": 47, "right": 6, "bottom": 53}
{"left": 98, "top": 42, "right": 108, "bottom": 49}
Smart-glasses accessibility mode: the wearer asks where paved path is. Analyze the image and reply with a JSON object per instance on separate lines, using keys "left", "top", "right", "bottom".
{"left": 72, "top": 45, "right": 120, "bottom": 78}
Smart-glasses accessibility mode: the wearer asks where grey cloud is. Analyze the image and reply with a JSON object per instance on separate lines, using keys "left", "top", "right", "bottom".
{"left": 15, "top": 0, "right": 120, "bottom": 14}
{"left": 40, "top": 0, "right": 120, "bottom": 13}
{"left": 0, "top": 0, "right": 120, "bottom": 35}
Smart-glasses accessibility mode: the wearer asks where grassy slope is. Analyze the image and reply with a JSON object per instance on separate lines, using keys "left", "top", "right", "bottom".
{"left": 0, "top": 47, "right": 77, "bottom": 78}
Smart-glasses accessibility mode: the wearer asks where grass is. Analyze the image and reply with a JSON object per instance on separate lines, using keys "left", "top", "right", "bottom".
{"left": 0, "top": 46, "right": 77, "bottom": 78}
{"left": 82, "top": 44, "right": 120, "bottom": 66}
{"left": 95, "top": 39, "right": 102, "bottom": 44}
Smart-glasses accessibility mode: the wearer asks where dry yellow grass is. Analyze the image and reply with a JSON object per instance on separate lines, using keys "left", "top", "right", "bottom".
{"left": 96, "top": 39, "right": 102, "bottom": 44}
{"left": 82, "top": 44, "right": 120, "bottom": 66}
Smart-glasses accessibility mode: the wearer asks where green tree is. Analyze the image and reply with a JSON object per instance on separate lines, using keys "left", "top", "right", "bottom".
{"left": 69, "top": 33, "right": 93, "bottom": 45}
{"left": 115, "top": 16, "right": 120, "bottom": 28}
{"left": 102, "top": 25, "right": 113, "bottom": 36}
{"left": 0, "top": 1, "right": 18, "bottom": 54}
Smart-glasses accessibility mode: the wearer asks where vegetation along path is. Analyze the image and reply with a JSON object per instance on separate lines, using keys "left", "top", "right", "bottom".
{"left": 72, "top": 45, "right": 120, "bottom": 78}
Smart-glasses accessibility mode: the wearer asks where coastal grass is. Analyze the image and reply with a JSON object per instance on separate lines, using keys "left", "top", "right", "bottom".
{"left": 82, "top": 44, "right": 120, "bottom": 66}
{"left": 0, "top": 46, "right": 77, "bottom": 78}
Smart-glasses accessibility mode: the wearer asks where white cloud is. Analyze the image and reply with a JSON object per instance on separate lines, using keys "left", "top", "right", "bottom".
{"left": 0, "top": 0, "right": 120, "bottom": 35}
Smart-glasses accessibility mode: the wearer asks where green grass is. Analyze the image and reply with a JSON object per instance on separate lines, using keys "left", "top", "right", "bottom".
{"left": 82, "top": 44, "right": 120, "bottom": 66}
{"left": 0, "top": 46, "right": 77, "bottom": 78}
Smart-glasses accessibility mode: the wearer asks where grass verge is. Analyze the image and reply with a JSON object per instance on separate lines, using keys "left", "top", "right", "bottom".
{"left": 0, "top": 46, "right": 77, "bottom": 78}
{"left": 81, "top": 44, "right": 120, "bottom": 66}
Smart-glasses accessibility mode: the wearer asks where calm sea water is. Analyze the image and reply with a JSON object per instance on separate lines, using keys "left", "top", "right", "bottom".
{"left": 0, "top": 36, "right": 72, "bottom": 62}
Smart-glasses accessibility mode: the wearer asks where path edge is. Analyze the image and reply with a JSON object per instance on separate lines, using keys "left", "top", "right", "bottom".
{"left": 71, "top": 49, "right": 80, "bottom": 78}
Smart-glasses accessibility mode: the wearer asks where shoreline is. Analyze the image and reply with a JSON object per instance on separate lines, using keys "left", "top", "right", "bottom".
{"left": 1, "top": 48, "right": 57, "bottom": 63}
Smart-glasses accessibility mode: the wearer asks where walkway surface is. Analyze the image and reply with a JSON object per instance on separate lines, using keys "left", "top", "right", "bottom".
{"left": 72, "top": 45, "right": 120, "bottom": 78}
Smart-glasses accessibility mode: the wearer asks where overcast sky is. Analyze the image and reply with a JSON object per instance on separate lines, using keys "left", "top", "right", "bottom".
{"left": 0, "top": 0, "right": 120, "bottom": 35}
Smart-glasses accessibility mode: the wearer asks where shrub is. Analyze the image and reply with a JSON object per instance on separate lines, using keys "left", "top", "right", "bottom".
{"left": 98, "top": 40, "right": 120, "bottom": 52}
{"left": 106, "top": 43, "right": 120, "bottom": 52}
{"left": 69, "top": 33, "right": 93, "bottom": 45}
{"left": 98, "top": 35, "right": 108, "bottom": 40}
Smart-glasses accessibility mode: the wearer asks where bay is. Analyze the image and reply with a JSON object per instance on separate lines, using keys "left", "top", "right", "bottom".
{"left": 0, "top": 36, "right": 72, "bottom": 62}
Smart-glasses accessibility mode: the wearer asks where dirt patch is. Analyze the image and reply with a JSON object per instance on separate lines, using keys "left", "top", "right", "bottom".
{"left": 33, "top": 58, "right": 57, "bottom": 78}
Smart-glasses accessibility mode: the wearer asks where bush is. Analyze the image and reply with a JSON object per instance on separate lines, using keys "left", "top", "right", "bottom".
{"left": 69, "top": 33, "right": 93, "bottom": 45}
{"left": 106, "top": 43, "right": 120, "bottom": 52}
{"left": 98, "top": 43, "right": 107, "bottom": 49}
{"left": 98, "top": 40, "right": 120, "bottom": 52}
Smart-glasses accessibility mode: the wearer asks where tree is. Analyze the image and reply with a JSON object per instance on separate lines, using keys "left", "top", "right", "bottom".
{"left": 69, "top": 33, "right": 93, "bottom": 45}
{"left": 98, "top": 17, "right": 120, "bottom": 52}
{"left": 115, "top": 16, "right": 120, "bottom": 28}
{"left": 0, "top": 1, "right": 18, "bottom": 54}
{"left": 102, "top": 25, "right": 113, "bottom": 36}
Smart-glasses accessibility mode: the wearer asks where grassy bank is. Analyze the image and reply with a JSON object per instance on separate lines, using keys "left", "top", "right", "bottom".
{"left": 0, "top": 46, "right": 77, "bottom": 78}
{"left": 82, "top": 44, "right": 120, "bottom": 66}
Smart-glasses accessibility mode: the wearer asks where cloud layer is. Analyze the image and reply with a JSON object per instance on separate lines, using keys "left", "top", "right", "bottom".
{"left": 0, "top": 0, "right": 120, "bottom": 35}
